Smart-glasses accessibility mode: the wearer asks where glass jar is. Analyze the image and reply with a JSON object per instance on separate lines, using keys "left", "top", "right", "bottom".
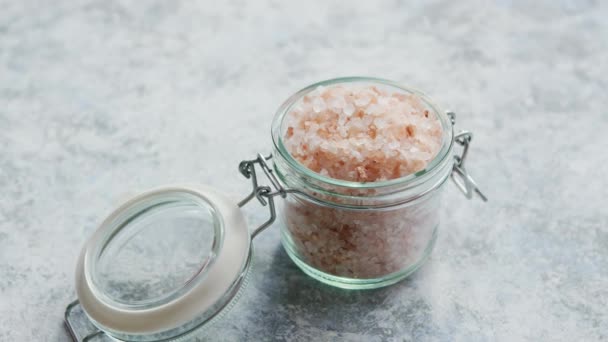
{"left": 64, "top": 77, "right": 485, "bottom": 341}
{"left": 269, "top": 77, "right": 485, "bottom": 289}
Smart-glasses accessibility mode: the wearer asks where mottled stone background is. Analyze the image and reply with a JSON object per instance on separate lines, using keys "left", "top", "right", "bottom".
{"left": 0, "top": 0, "right": 607, "bottom": 341}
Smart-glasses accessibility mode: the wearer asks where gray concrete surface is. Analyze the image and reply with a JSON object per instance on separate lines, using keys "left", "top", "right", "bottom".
{"left": 1, "top": 0, "right": 607, "bottom": 341}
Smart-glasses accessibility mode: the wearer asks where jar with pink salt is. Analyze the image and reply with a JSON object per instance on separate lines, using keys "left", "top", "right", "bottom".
{"left": 64, "top": 77, "right": 486, "bottom": 340}
{"left": 265, "top": 77, "right": 487, "bottom": 289}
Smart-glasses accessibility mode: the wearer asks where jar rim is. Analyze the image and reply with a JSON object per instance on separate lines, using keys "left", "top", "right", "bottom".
{"left": 86, "top": 191, "right": 223, "bottom": 311}
{"left": 270, "top": 76, "right": 454, "bottom": 190}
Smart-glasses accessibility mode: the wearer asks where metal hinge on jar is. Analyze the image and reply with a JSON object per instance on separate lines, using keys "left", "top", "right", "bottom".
{"left": 238, "top": 154, "right": 287, "bottom": 238}
{"left": 446, "top": 112, "right": 488, "bottom": 202}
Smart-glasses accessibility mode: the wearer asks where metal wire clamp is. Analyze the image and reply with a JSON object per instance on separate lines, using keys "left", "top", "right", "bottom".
{"left": 237, "top": 153, "right": 288, "bottom": 238}
{"left": 447, "top": 112, "right": 488, "bottom": 202}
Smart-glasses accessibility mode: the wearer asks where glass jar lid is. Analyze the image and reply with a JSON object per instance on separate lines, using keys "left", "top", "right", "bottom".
{"left": 74, "top": 184, "right": 251, "bottom": 341}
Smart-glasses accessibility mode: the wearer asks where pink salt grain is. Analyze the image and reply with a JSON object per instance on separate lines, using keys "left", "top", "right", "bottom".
{"left": 281, "top": 84, "right": 443, "bottom": 279}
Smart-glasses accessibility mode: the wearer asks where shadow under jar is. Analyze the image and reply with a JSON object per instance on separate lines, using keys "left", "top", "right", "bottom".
{"left": 270, "top": 77, "right": 477, "bottom": 289}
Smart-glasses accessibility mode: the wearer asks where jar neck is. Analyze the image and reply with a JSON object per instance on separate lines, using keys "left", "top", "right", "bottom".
{"left": 273, "top": 139, "right": 454, "bottom": 208}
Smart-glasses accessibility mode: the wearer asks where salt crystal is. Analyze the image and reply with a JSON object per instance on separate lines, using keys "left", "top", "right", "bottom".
{"left": 378, "top": 97, "right": 390, "bottom": 107}
{"left": 355, "top": 95, "right": 371, "bottom": 107}
{"left": 328, "top": 96, "right": 346, "bottom": 111}
{"left": 312, "top": 98, "right": 327, "bottom": 113}
{"left": 343, "top": 102, "right": 355, "bottom": 116}
{"left": 367, "top": 104, "right": 383, "bottom": 115}
{"left": 292, "top": 104, "right": 303, "bottom": 114}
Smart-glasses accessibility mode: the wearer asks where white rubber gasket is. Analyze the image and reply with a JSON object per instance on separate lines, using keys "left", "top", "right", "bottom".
{"left": 75, "top": 184, "right": 250, "bottom": 336}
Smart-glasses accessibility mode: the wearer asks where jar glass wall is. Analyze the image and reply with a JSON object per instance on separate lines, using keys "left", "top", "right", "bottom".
{"left": 271, "top": 77, "right": 455, "bottom": 289}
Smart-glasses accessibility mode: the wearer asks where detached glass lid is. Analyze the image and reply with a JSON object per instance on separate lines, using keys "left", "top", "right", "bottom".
{"left": 71, "top": 185, "right": 251, "bottom": 341}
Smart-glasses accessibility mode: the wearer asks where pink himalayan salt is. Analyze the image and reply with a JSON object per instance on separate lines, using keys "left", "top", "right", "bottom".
{"left": 284, "top": 194, "right": 439, "bottom": 278}
{"left": 281, "top": 84, "right": 443, "bottom": 279}
{"left": 283, "top": 84, "right": 442, "bottom": 182}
